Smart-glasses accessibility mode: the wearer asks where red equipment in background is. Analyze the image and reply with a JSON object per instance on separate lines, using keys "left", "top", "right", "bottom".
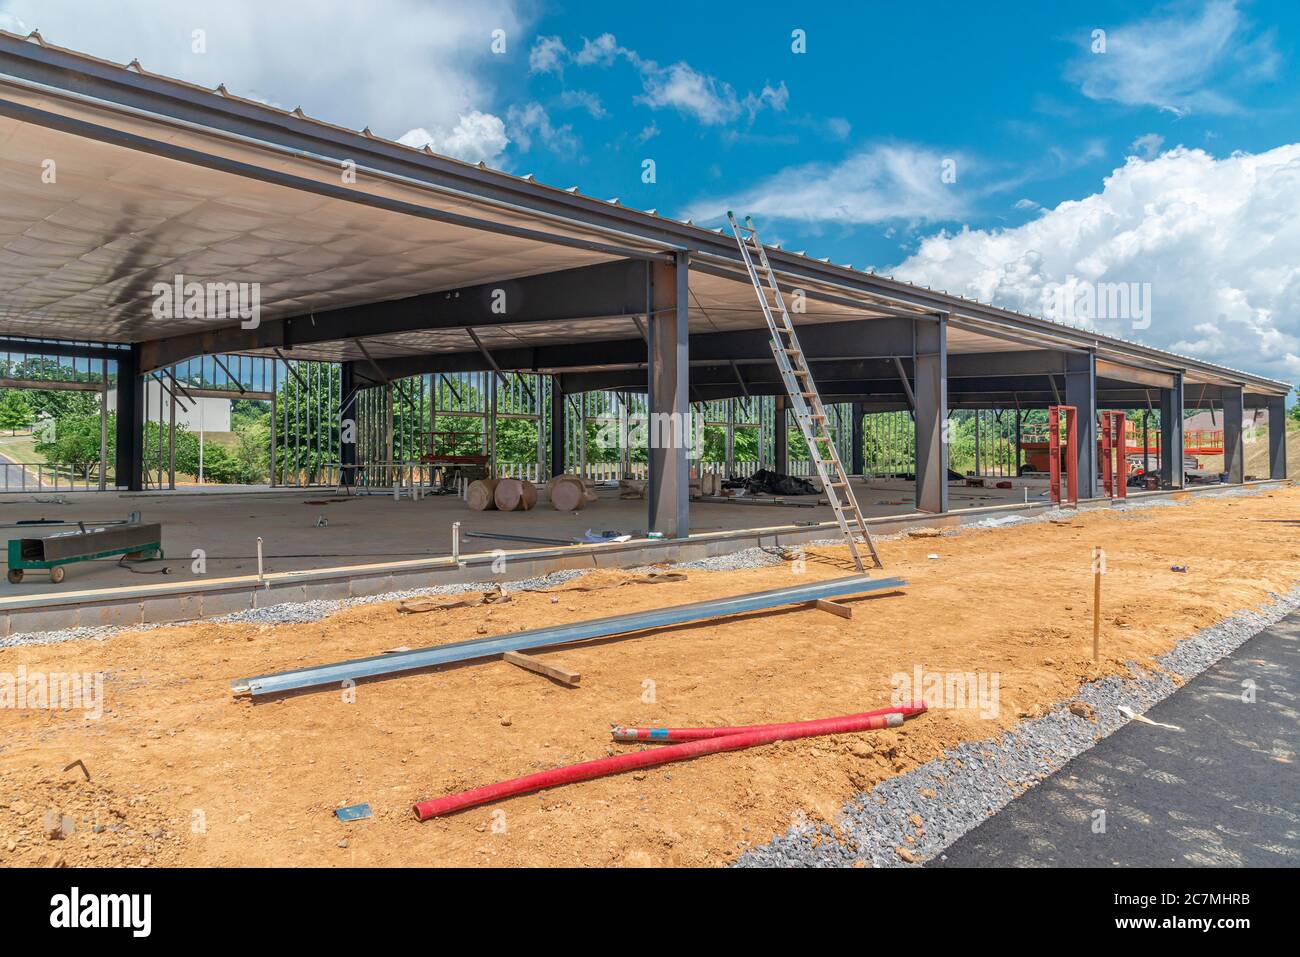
{"left": 1100, "top": 411, "right": 1128, "bottom": 500}
{"left": 1048, "top": 404, "right": 1078, "bottom": 505}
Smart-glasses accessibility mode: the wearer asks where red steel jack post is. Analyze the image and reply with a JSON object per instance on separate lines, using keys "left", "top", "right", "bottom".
{"left": 1048, "top": 404, "right": 1079, "bottom": 505}
{"left": 1100, "top": 411, "right": 1128, "bottom": 500}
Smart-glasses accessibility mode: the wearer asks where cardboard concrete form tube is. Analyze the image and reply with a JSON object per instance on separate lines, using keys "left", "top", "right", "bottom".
{"left": 550, "top": 475, "right": 592, "bottom": 512}
{"left": 493, "top": 478, "right": 538, "bottom": 511}
{"left": 466, "top": 479, "right": 499, "bottom": 511}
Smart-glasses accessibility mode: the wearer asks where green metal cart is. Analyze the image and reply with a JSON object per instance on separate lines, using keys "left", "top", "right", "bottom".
{"left": 6, "top": 522, "right": 163, "bottom": 584}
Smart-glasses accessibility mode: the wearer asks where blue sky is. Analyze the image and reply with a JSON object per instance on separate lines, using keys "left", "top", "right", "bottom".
{"left": 507, "top": 1, "right": 1293, "bottom": 260}
{"left": 3, "top": 0, "right": 1298, "bottom": 390}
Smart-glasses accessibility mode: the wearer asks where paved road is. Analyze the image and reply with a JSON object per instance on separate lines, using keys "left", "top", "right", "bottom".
{"left": 935, "top": 613, "right": 1299, "bottom": 867}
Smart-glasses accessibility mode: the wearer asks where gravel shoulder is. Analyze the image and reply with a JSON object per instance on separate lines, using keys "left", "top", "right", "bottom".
{"left": 738, "top": 586, "right": 1300, "bottom": 868}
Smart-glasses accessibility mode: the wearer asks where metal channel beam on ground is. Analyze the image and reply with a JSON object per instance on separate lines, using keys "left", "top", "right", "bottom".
{"left": 232, "top": 574, "right": 907, "bottom": 698}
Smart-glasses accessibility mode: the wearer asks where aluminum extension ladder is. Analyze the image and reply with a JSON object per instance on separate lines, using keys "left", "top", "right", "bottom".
{"left": 726, "top": 211, "right": 882, "bottom": 572}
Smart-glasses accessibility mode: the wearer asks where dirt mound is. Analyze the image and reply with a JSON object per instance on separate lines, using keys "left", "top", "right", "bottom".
{"left": 0, "top": 768, "right": 187, "bottom": 868}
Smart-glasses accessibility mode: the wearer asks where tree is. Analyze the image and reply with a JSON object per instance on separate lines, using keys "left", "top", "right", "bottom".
{"left": 32, "top": 412, "right": 106, "bottom": 478}
{"left": 0, "top": 390, "right": 32, "bottom": 434}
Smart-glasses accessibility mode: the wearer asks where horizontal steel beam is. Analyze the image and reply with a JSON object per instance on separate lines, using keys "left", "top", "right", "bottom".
{"left": 0, "top": 377, "right": 104, "bottom": 392}
{"left": 358, "top": 317, "right": 920, "bottom": 384}
{"left": 138, "top": 259, "right": 651, "bottom": 372}
{"left": 0, "top": 337, "right": 126, "bottom": 361}
{"left": 232, "top": 574, "right": 906, "bottom": 697}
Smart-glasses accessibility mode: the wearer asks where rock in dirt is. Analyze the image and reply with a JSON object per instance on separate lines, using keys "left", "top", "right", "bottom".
{"left": 1068, "top": 701, "right": 1097, "bottom": 721}
{"left": 896, "top": 847, "right": 916, "bottom": 863}
{"left": 42, "top": 810, "right": 74, "bottom": 840}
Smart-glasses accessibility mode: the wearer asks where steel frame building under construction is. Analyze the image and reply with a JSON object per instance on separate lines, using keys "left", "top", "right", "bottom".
{"left": 0, "top": 30, "right": 1290, "bottom": 555}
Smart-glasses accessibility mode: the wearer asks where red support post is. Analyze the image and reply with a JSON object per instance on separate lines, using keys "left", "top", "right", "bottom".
{"left": 1114, "top": 412, "right": 1127, "bottom": 499}
{"left": 1065, "top": 406, "right": 1079, "bottom": 504}
{"left": 1049, "top": 406, "right": 1062, "bottom": 504}
{"left": 1049, "top": 404, "right": 1079, "bottom": 505}
{"left": 1101, "top": 412, "right": 1114, "bottom": 498}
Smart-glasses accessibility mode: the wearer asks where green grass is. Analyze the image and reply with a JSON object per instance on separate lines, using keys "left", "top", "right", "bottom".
{"left": 0, "top": 432, "right": 42, "bottom": 464}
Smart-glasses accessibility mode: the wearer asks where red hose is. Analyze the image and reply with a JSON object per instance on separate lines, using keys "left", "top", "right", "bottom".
{"left": 610, "top": 701, "right": 927, "bottom": 742}
{"left": 414, "top": 709, "right": 910, "bottom": 820}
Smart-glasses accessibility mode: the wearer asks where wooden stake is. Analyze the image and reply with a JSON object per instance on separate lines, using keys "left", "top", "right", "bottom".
{"left": 503, "top": 651, "right": 580, "bottom": 687}
{"left": 1092, "top": 545, "right": 1102, "bottom": 662}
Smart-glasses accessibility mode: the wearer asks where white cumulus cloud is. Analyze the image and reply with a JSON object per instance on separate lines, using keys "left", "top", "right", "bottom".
{"left": 890, "top": 145, "right": 1300, "bottom": 384}
{"left": 530, "top": 31, "right": 786, "bottom": 127}
{"left": 505, "top": 102, "right": 577, "bottom": 156}
{"left": 0, "top": 0, "right": 522, "bottom": 142}
{"left": 684, "top": 143, "right": 971, "bottom": 226}
{"left": 398, "top": 112, "right": 509, "bottom": 165}
{"left": 1066, "top": 0, "right": 1277, "bottom": 116}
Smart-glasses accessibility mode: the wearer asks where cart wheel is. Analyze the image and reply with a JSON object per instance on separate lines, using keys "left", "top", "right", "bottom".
{"left": 7, "top": 569, "right": 23, "bottom": 584}
{"left": 50, "top": 566, "right": 65, "bottom": 583}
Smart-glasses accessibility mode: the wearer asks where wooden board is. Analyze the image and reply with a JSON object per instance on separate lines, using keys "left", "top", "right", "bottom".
{"left": 811, "top": 598, "right": 853, "bottom": 619}
{"left": 503, "top": 651, "right": 580, "bottom": 686}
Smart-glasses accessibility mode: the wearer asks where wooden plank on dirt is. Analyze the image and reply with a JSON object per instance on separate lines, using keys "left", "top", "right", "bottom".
{"left": 811, "top": 598, "right": 853, "bottom": 619}
{"left": 503, "top": 651, "right": 581, "bottom": 686}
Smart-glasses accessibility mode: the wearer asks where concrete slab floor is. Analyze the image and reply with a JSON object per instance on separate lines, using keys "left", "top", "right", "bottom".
{"left": 0, "top": 477, "right": 1050, "bottom": 595}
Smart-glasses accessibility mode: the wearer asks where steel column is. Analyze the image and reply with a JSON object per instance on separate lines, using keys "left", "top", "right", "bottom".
{"left": 1065, "top": 351, "right": 1098, "bottom": 499}
{"left": 914, "top": 315, "right": 948, "bottom": 513}
{"left": 850, "top": 401, "right": 865, "bottom": 475}
{"left": 647, "top": 252, "right": 690, "bottom": 538}
{"left": 549, "top": 375, "right": 565, "bottom": 478}
{"left": 1160, "top": 373, "right": 1185, "bottom": 488}
{"left": 339, "top": 362, "right": 357, "bottom": 486}
{"left": 1266, "top": 394, "right": 1288, "bottom": 479}
{"left": 773, "top": 395, "right": 788, "bottom": 474}
{"left": 113, "top": 344, "right": 144, "bottom": 491}
{"left": 1221, "top": 385, "right": 1245, "bottom": 483}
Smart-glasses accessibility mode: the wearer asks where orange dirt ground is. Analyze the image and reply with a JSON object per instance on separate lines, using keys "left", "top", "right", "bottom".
{"left": 1, "top": 487, "right": 1296, "bottom": 867}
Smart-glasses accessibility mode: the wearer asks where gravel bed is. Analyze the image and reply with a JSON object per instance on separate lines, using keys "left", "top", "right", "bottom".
{"left": 0, "top": 568, "right": 591, "bottom": 648}
{"left": 734, "top": 583, "right": 1300, "bottom": 868}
